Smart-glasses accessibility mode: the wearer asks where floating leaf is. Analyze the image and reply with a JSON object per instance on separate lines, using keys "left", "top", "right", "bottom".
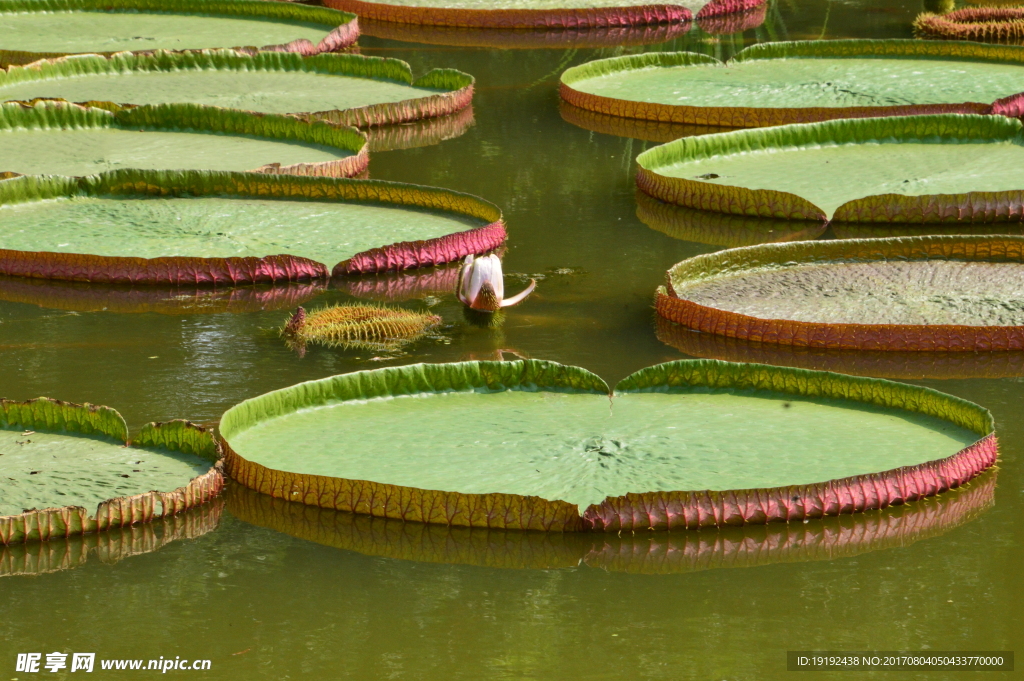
{"left": 281, "top": 303, "right": 442, "bottom": 353}
{"left": 657, "top": 235, "right": 1024, "bottom": 351}
{"left": 0, "top": 50, "right": 474, "bottom": 128}
{"left": 0, "top": 169, "right": 506, "bottom": 284}
{"left": 635, "top": 114, "right": 1024, "bottom": 222}
{"left": 220, "top": 359, "right": 996, "bottom": 532}
{"left": 561, "top": 41, "right": 1024, "bottom": 129}
{"left": 0, "top": 398, "right": 224, "bottom": 544}
{"left": 322, "top": 0, "right": 694, "bottom": 30}
{"left": 0, "top": 100, "right": 368, "bottom": 179}
{"left": 0, "top": 0, "right": 358, "bottom": 67}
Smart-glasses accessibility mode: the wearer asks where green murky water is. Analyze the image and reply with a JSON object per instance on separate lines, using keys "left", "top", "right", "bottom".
{"left": 1, "top": 1, "right": 1020, "bottom": 678}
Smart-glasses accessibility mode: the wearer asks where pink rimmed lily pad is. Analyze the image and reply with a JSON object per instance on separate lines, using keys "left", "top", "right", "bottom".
{"left": 0, "top": 51, "right": 475, "bottom": 130}
{"left": 0, "top": 170, "right": 506, "bottom": 285}
{"left": 220, "top": 359, "right": 996, "bottom": 532}
{"left": 0, "top": 0, "right": 359, "bottom": 67}
{"left": 0, "top": 398, "right": 224, "bottom": 545}
{"left": 561, "top": 40, "right": 1024, "bottom": 130}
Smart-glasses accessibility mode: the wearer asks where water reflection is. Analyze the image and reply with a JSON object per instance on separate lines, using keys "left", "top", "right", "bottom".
{"left": 365, "top": 106, "right": 476, "bottom": 152}
{"left": 0, "top": 277, "right": 327, "bottom": 315}
{"left": 636, "top": 191, "right": 826, "bottom": 247}
{"left": 698, "top": 4, "right": 769, "bottom": 34}
{"left": 226, "top": 473, "right": 994, "bottom": 575}
{"left": 829, "top": 221, "right": 1024, "bottom": 240}
{"left": 657, "top": 316, "right": 1024, "bottom": 379}
{"left": 559, "top": 100, "right": 736, "bottom": 143}
{"left": 334, "top": 263, "right": 463, "bottom": 302}
{"left": 0, "top": 498, "right": 223, "bottom": 578}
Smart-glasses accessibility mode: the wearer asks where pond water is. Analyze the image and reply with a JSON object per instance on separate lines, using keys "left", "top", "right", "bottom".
{"left": 1, "top": 0, "right": 1020, "bottom": 677}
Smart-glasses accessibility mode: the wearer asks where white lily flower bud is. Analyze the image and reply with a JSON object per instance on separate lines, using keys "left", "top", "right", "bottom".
{"left": 456, "top": 254, "right": 536, "bottom": 312}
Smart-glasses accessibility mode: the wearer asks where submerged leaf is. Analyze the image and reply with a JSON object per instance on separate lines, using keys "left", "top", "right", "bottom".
{"left": 0, "top": 50, "right": 474, "bottom": 129}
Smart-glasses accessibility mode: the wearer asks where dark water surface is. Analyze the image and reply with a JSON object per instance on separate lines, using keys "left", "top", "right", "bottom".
{"left": 1, "top": 0, "right": 1020, "bottom": 677}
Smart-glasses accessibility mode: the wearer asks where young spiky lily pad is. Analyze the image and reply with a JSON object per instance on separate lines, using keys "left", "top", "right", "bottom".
{"left": 282, "top": 303, "right": 441, "bottom": 354}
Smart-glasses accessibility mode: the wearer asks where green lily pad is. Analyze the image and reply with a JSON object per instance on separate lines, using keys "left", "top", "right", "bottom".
{"left": 0, "top": 51, "right": 475, "bottom": 127}
{"left": 0, "top": 170, "right": 505, "bottom": 283}
{"left": 221, "top": 359, "right": 996, "bottom": 531}
{"left": 0, "top": 0, "right": 358, "bottom": 62}
{"left": 0, "top": 430, "right": 208, "bottom": 516}
{"left": 0, "top": 100, "right": 366, "bottom": 178}
{"left": 636, "top": 114, "right": 1024, "bottom": 222}
{"left": 0, "top": 398, "right": 224, "bottom": 543}
{"left": 560, "top": 41, "right": 1024, "bottom": 128}
{"left": 657, "top": 235, "right": 1024, "bottom": 351}
{"left": 323, "top": 0, "right": 693, "bottom": 31}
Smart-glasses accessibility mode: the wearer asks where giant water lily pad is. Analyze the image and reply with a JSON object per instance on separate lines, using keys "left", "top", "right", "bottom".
{"left": 1, "top": 498, "right": 222, "bottom": 577}
{"left": 561, "top": 41, "right": 1024, "bottom": 129}
{"left": 636, "top": 114, "right": 1024, "bottom": 222}
{"left": 220, "top": 359, "right": 996, "bottom": 532}
{"left": 0, "top": 51, "right": 474, "bottom": 128}
{"left": 322, "top": 0, "right": 714, "bottom": 29}
{"left": 0, "top": 397, "right": 224, "bottom": 544}
{"left": 657, "top": 235, "right": 1024, "bottom": 351}
{"left": 0, "top": 100, "right": 368, "bottom": 178}
{"left": 0, "top": 0, "right": 358, "bottom": 67}
{"left": 0, "top": 170, "right": 506, "bottom": 284}
{"left": 227, "top": 473, "right": 994, "bottom": 572}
